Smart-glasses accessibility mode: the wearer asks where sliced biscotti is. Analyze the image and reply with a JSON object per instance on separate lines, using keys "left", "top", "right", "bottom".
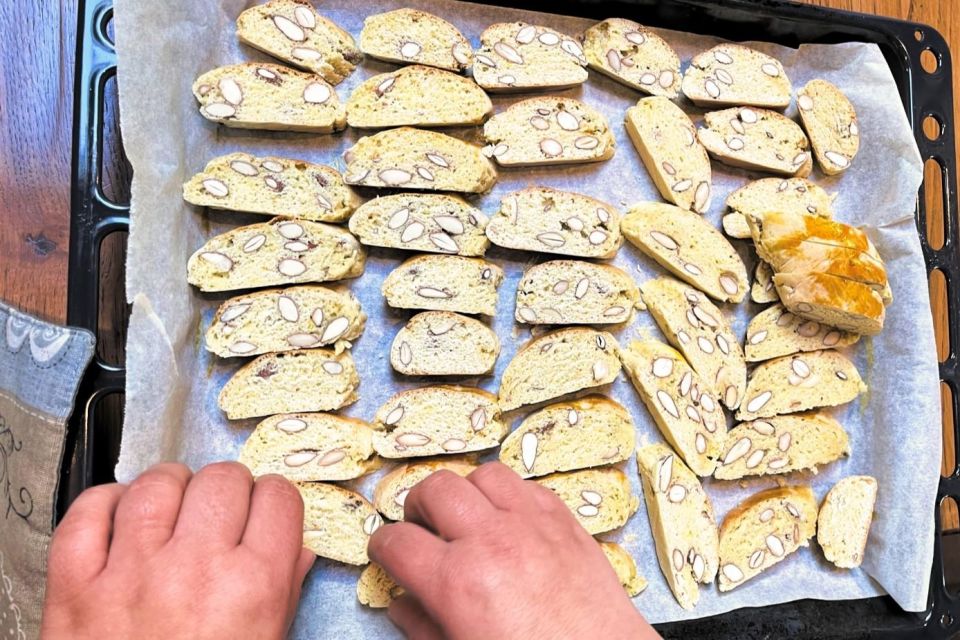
{"left": 357, "top": 563, "right": 402, "bottom": 608}
{"left": 625, "top": 97, "right": 711, "bottom": 214}
{"left": 515, "top": 260, "right": 640, "bottom": 326}
{"left": 698, "top": 107, "right": 812, "bottom": 177}
{"left": 359, "top": 9, "right": 472, "bottom": 73}
{"left": 745, "top": 304, "right": 859, "bottom": 362}
{"left": 486, "top": 188, "right": 622, "bottom": 259}
{"left": 737, "top": 350, "right": 865, "bottom": 421}
{"left": 381, "top": 255, "right": 503, "bottom": 316}
{"left": 641, "top": 277, "right": 746, "bottom": 411}
{"left": 722, "top": 177, "right": 835, "bottom": 240}
{"left": 817, "top": 475, "right": 878, "bottom": 568}
{"left": 473, "top": 22, "right": 587, "bottom": 92}
{"left": 581, "top": 19, "right": 681, "bottom": 98}
{"left": 636, "top": 444, "right": 719, "bottom": 609}
{"left": 390, "top": 311, "right": 500, "bottom": 376}
{"left": 714, "top": 412, "right": 849, "bottom": 480}
{"left": 535, "top": 467, "right": 639, "bottom": 535}
{"left": 749, "top": 211, "right": 877, "bottom": 256}
{"left": 600, "top": 542, "right": 648, "bottom": 597}
{"left": 348, "top": 193, "right": 489, "bottom": 256}
{"left": 343, "top": 127, "right": 497, "bottom": 193}
{"left": 297, "top": 482, "right": 382, "bottom": 565}
{"left": 774, "top": 272, "right": 886, "bottom": 336}
{"left": 218, "top": 349, "right": 358, "bottom": 420}
{"left": 798, "top": 79, "right": 860, "bottom": 175}
{"left": 371, "top": 386, "right": 506, "bottom": 458}
{"left": 236, "top": 0, "right": 360, "bottom": 84}
{"left": 186, "top": 219, "right": 365, "bottom": 293}
{"left": 347, "top": 65, "right": 492, "bottom": 128}
{"left": 620, "top": 340, "right": 727, "bottom": 477}
{"left": 498, "top": 328, "right": 621, "bottom": 412}
{"left": 499, "top": 396, "right": 634, "bottom": 478}
{"left": 372, "top": 458, "right": 477, "bottom": 521}
{"left": 718, "top": 486, "right": 817, "bottom": 591}
{"left": 193, "top": 63, "right": 345, "bottom": 132}
{"left": 751, "top": 261, "right": 778, "bottom": 304}
{"left": 621, "top": 202, "right": 748, "bottom": 303}
{"left": 482, "top": 98, "right": 615, "bottom": 167}
{"left": 681, "top": 44, "right": 791, "bottom": 109}
{"left": 238, "top": 413, "right": 377, "bottom": 481}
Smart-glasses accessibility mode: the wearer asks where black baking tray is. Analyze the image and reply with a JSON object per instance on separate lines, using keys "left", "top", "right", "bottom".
{"left": 65, "top": 0, "right": 960, "bottom": 637}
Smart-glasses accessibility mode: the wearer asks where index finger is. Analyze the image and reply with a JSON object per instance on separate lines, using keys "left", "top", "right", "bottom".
{"left": 368, "top": 521, "right": 445, "bottom": 602}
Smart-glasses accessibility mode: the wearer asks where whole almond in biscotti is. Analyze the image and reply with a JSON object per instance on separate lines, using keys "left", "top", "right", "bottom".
{"left": 600, "top": 542, "right": 648, "bottom": 597}
{"left": 774, "top": 271, "right": 886, "bottom": 336}
{"left": 360, "top": 9, "right": 472, "bottom": 73}
{"left": 390, "top": 311, "right": 500, "bottom": 376}
{"left": 745, "top": 303, "right": 859, "bottom": 362}
{"left": 535, "top": 467, "right": 640, "bottom": 535}
{"left": 357, "top": 563, "right": 404, "bottom": 608}
{"left": 751, "top": 261, "right": 779, "bottom": 304}
{"left": 817, "top": 475, "right": 878, "bottom": 569}
{"left": 681, "top": 44, "right": 791, "bottom": 109}
{"left": 697, "top": 107, "right": 811, "bottom": 177}
{"left": 797, "top": 79, "right": 860, "bottom": 175}
{"left": 581, "top": 18, "right": 682, "bottom": 98}
{"left": 625, "top": 97, "right": 712, "bottom": 214}
{"left": 722, "top": 177, "right": 836, "bottom": 240}
{"left": 193, "top": 63, "right": 346, "bottom": 132}
{"left": 482, "top": 98, "right": 615, "bottom": 167}
{"left": 515, "top": 260, "right": 641, "bottom": 325}
{"left": 372, "top": 458, "right": 477, "bottom": 521}
{"left": 621, "top": 202, "right": 748, "bottom": 303}
{"left": 473, "top": 22, "right": 588, "bottom": 92}
{"left": 297, "top": 482, "right": 382, "bottom": 565}
{"left": 381, "top": 255, "right": 504, "bottom": 316}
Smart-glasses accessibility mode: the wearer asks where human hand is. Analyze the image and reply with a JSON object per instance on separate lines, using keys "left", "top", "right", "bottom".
{"left": 41, "top": 462, "right": 314, "bottom": 640}
{"left": 369, "top": 462, "right": 660, "bottom": 640}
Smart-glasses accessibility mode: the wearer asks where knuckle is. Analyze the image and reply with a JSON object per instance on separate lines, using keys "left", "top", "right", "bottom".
{"left": 255, "top": 474, "right": 301, "bottom": 503}
{"left": 196, "top": 461, "right": 253, "bottom": 485}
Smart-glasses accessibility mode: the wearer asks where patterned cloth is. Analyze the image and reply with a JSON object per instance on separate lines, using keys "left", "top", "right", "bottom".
{"left": 0, "top": 301, "right": 95, "bottom": 640}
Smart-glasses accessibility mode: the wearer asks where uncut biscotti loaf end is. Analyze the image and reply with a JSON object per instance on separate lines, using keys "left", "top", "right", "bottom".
{"left": 472, "top": 22, "right": 588, "bottom": 92}
{"left": 381, "top": 254, "right": 504, "bottom": 316}
{"left": 797, "top": 79, "right": 860, "bottom": 175}
{"left": 515, "top": 260, "right": 641, "bottom": 325}
{"left": 817, "top": 475, "right": 878, "bottom": 569}
{"left": 681, "top": 44, "right": 791, "bottom": 108}
{"left": 581, "top": 18, "right": 682, "bottom": 98}
{"left": 297, "top": 482, "right": 382, "bottom": 565}
{"left": 390, "top": 311, "right": 500, "bottom": 376}
{"left": 359, "top": 8, "right": 472, "bottom": 72}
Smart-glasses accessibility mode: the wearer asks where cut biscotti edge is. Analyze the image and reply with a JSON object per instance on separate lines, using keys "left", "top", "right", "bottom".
{"left": 817, "top": 475, "right": 878, "bottom": 568}
{"left": 473, "top": 22, "right": 588, "bottom": 92}
{"left": 373, "top": 457, "right": 478, "bottom": 521}
{"left": 681, "top": 44, "right": 791, "bottom": 108}
{"left": 297, "top": 482, "right": 382, "bottom": 565}
{"left": 698, "top": 107, "right": 811, "bottom": 177}
{"left": 600, "top": 542, "right": 648, "bottom": 597}
{"left": 535, "top": 467, "right": 640, "bottom": 535}
{"left": 751, "top": 261, "right": 779, "bottom": 304}
{"left": 357, "top": 563, "right": 403, "bottom": 608}
{"left": 359, "top": 9, "right": 472, "bottom": 72}
{"left": 515, "top": 260, "right": 641, "bottom": 325}
{"left": 581, "top": 18, "right": 682, "bottom": 98}
{"left": 381, "top": 254, "right": 504, "bottom": 316}
{"left": 745, "top": 303, "right": 859, "bottom": 362}
{"left": 723, "top": 177, "right": 835, "bottom": 239}
{"left": 798, "top": 79, "right": 860, "bottom": 175}
{"left": 390, "top": 311, "right": 500, "bottom": 376}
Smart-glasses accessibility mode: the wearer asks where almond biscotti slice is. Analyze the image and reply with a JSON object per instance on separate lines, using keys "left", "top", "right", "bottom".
{"left": 620, "top": 340, "right": 727, "bottom": 477}
{"left": 218, "top": 349, "right": 358, "bottom": 420}
{"left": 473, "top": 23, "right": 587, "bottom": 92}
{"left": 640, "top": 277, "right": 746, "bottom": 410}
{"left": 486, "top": 187, "right": 622, "bottom": 259}
{"left": 186, "top": 218, "right": 365, "bottom": 293}
{"left": 297, "top": 482, "right": 382, "bottom": 565}
{"left": 751, "top": 261, "right": 779, "bottom": 304}
{"left": 499, "top": 396, "right": 634, "bottom": 478}
{"left": 535, "top": 467, "right": 639, "bottom": 535}
{"left": 381, "top": 255, "right": 503, "bottom": 316}
{"left": 635, "top": 444, "right": 719, "bottom": 609}
{"left": 238, "top": 413, "right": 377, "bottom": 481}
{"left": 346, "top": 65, "right": 492, "bottom": 128}
{"left": 581, "top": 19, "right": 681, "bottom": 98}
{"left": 359, "top": 9, "right": 472, "bottom": 72}
{"left": 343, "top": 127, "right": 497, "bottom": 193}
{"left": 372, "top": 458, "right": 477, "bottom": 521}
{"left": 621, "top": 202, "right": 748, "bottom": 303}
{"left": 600, "top": 542, "right": 648, "bottom": 597}
{"left": 718, "top": 486, "right": 817, "bottom": 591}
{"left": 625, "top": 97, "right": 711, "bottom": 214}
{"left": 737, "top": 350, "right": 865, "bottom": 421}
{"left": 817, "top": 475, "right": 878, "bottom": 568}
{"left": 722, "top": 177, "right": 835, "bottom": 240}
{"left": 774, "top": 272, "right": 886, "bottom": 336}
{"left": 371, "top": 386, "right": 507, "bottom": 458}
{"left": 482, "top": 98, "right": 615, "bottom": 167}
{"left": 390, "top": 311, "right": 500, "bottom": 376}
{"left": 745, "top": 304, "right": 859, "bottom": 362}
{"left": 236, "top": 0, "right": 360, "bottom": 84}
{"left": 697, "top": 107, "right": 812, "bottom": 177}
{"left": 358, "top": 563, "right": 403, "bottom": 608}
{"left": 498, "top": 328, "right": 621, "bottom": 412}
{"left": 348, "top": 193, "right": 489, "bottom": 256}
{"left": 193, "top": 63, "right": 345, "bottom": 132}
{"left": 515, "top": 260, "right": 640, "bottom": 325}
{"left": 797, "top": 79, "right": 860, "bottom": 175}
{"left": 681, "top": 44, "right": 791, "bottom": 109}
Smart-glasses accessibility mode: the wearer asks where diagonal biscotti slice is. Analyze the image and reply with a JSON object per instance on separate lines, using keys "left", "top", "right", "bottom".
{"left": 182, "top": 153, "right": 358, "bottom": 223}
{"left": 390, "top": 311, "right": 500, "bottom": 376}
{"left": 238, "top": 413, "right": 378, "bottom": 481}
{"left": 297, "top": 482, "right": 382, "bottom": 565}
{"left": 714, "top": 412, "right": 850, "bottom": 480}
{"left": 620, "top": 340, "right": 727, "bottom": 476}
{"left": 737, "top": 349, "right": 865, "bottom": 421}
{"left": 343, "top": 127, "right": 497, "bottom": 193}
{"left": 515, "top": 260, "right": 641, "bottom": 325}
{"left": 774, "top": 272, "right": 886, "bottom": 335}
{"left": 381, "top": 255, "right": 504, "bottom": 316}
{"left": 641, "top": 277, "right": 746, "bottom": 410}
{"left": 371, "top": 386, "right": 507, "bottom": 458}
{"left": 372, "top": 458, "right": 477, "bottom": 521}
{"left": 236, "top": 0, "right": 360, "bottom": 84}
{"left": 797, "top": 79, "right": 860, "bottom": 175}
{"left": 817, "top": 475, "right": 878, "bottom": 568}
{"left": 581, "top": 19, "right": 681, "bottom": 98}
{"left": 205, "top": 285, "right": 365, "bottom": 358}
{"left": 348, "top": 193, "right": 489, "bottom": 257}
{"left": 498, "top": 328, "right": 621, "bottom": 412}
{"left": 186, "top": 218, "right": 365, "bottom": 293}
{"left": 193, "top": 63, "right": 345, "bottom": 132}
{"left": 473, "top": 23, "right": 587, "bottom": 92}
{"left": 486, "top": 187, "right": 623, "bottom": 259}
{"left": 751, "top": 261, "right": 779, "bottom": 304}
{"left": 625, "top": 97, "right": 711, "bottom": 214}
{"left": 621, "top": 202, "right": 748, "bottom": 303}
{"left": 346, "top": 65, "right": 492, "bottom": 128}
{"left": 636, "top": 444, "right": 719, "bottom": 609}
{"left": 722, "top": 177, "right": 835, "bottom": 240}
{"left": 600, "top": 542, "right": 648, "bottom": 597}
{"left": 359, "top": 9, "right": 472, "bottom": 73}
{"left": 681, "top": 44, "right": 791, "bottom": 109}
{"left": 745, "top": 303, "right": 859, "bottom": 362}
{"left": 499, "top": 396, "right": 635, "bottom": 478}
{"left": 718, "top": 486, "right": 818, "bottom": 591}
{"left": 358, "top": 563, "right": 404, "bottom": 608}
{"left": 535, "top": 467, "right": 639, "bottom": 535}
{"left": 218, "top": 349, "right": 358, "bottom": 420}
{"left": 698, "top": 107, "right": 812, "bottom": 177}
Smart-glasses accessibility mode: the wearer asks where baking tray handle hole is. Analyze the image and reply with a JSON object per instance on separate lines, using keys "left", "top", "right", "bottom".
{"left": 921, "top": 48, "right": 942, "bottom": 75}
{"left": 98, "top": 73, "right": 132, "bottom": 208}
{"left": 86, "top": 390, "right": 124, "bottom": 486}
{"left": 96, "top": 230, "right": 129, "bottom": 367}
{"left": 924, "top": 158, "right": 947, "bottom": 251}
{"left": 929, "top": 269, "right": 950, "bottom": 362}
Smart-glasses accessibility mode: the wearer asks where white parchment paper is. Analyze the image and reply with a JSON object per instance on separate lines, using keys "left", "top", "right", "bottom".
{"left": 115, "top": 0, "right": 940, "bottom": 632}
